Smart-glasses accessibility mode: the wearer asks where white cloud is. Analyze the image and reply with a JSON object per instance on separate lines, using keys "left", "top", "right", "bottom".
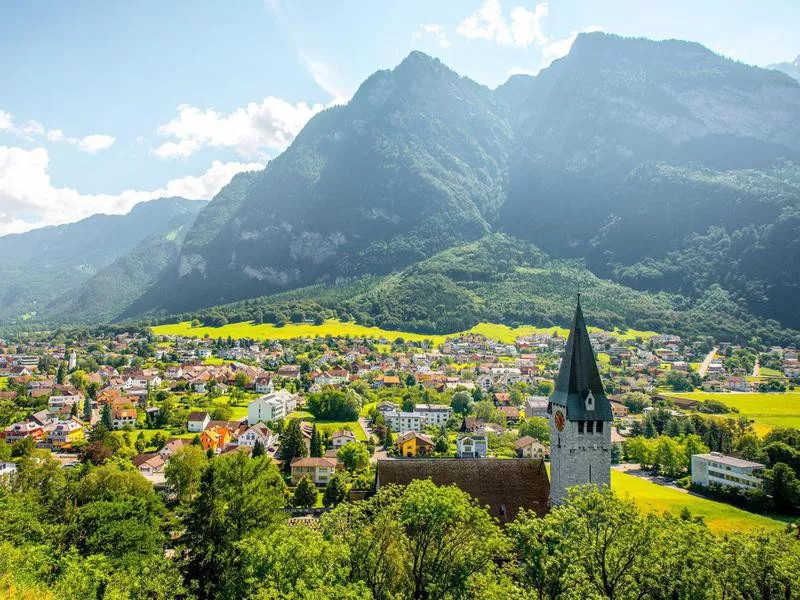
{"left": 154, "top": 96, "right": 336, "bottom": 160}
{"left": 78, "top": 134, "right": 116, "bottom": 154}
{"left": 413, "top": 23, "right": 452, "bottom": 48}
{"left": 507, "top": 66, "right": 538, "bottom": 77}
{"left": 457, "top": 0, "right": 548, "bottom": 48}
{"left": 0, "top": 145, "right": 262, "bottom": 236}
{"left": 0, "top": 109, "right": 116, "bottom": 154}
{"left": 298, "top": 53, "right": 351, "bottom": 104}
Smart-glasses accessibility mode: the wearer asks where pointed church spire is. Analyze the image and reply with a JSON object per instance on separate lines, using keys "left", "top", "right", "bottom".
{"left": 550, "top": 296, "right": 613, "bottom": 421}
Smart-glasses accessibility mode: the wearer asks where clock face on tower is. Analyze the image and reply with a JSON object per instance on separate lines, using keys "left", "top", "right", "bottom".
{"left": 554, "top": 409, "right": 565, "bottom": 432}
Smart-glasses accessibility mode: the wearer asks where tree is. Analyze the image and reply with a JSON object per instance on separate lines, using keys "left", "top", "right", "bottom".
{"left": 83, "top": 395, "right": 93, "bottom": 422}
{"left": 293, "top": 475, "right": 317, "bottom": 508}
{"left": 323, "top": 473, "right": 348, "bottom": 507}
{"left": 101, "top": 403, "right": 113, "bottom": 429}
{"left": 279, "top": 420, "right": 307, "bottom": 472}
{"left": 519, "top": 417, "right": 550, "bottom": 443}
{"left": 434, "top": 430, "right": 449, "bottom": 453}
{"left": 310, "top": 424, "right": 322, "bottom": 457}
{"left": 763, "top": 462, "right": 800, "bottom": 512}
{"left": 165, "top": 445, "right": 207, "bottom": 504}
{"left": 56, "top": 362, "right": 65, "bottom": 385}
{"left": 183, "top": 452, "right": 287, "bottom": 599}
{"left": 70, "top": 370, "right": 88, "bottom": 391}
{"left": 451, "top": 390, "right": 474, "bottom": 416}
{"left": 251, "top": 439, "right": 265, "bottom": 458}
{"left": 337, "top": 442, "right": 370, "bottom": 472}
{"left": 382, "top": 423, "right": 394, "bottom": 449}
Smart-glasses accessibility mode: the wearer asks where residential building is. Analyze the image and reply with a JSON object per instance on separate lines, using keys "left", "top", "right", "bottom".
{"left": 112, "top": 407, "right": 138, "bottom": 429}
{"left": 3, "top": 421, "right": 44, "bottom": 443}
{"left": 48, "top": 394, "right": 83, "bottom": 413}
{"left": 456, "top": 433, "right": 488, "bottom": 458}
{"left": 290, "top": 457, "right": 338, "bottom": 485}
{"left": 247, "top": 390, "right": 297, "bottom": 425}
{"left": 396, "top": 431, "right": 434, "bottom": 457}
{"left": 237, "top": 423, "right": 274, "bottom": 448}
{"left": 46, "top": 419, "right": 84, "bottom": 448}
{"left": 331, "top": 429, "right": 356, "bottom": 449}
{"left": 415, "top": 404, "right": 453, "bottom": 427}
{"left": 516, "top": 436, "right": 548, "bottom": 459}
{"left": 200, "top": 426, "right": 233, "bottom": 454}
{"left": 524, "top": 396, "right": 549, "bottom": 419}
{"left": 691, "top": 452, "right": 765, "bottom": 491}
{"left": 187, "top": 411, "right": 210, "bottom": 433}
{"left": 0, "top": 461, "right": 17, "bottom": 482}
{"left": 384, "top": 411, "right": 422, "bottom": 432}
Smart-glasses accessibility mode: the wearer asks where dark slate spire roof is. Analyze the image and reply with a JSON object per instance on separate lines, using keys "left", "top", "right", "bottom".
{"left": 549, "top": 296, "right": 613, "bottom": 421}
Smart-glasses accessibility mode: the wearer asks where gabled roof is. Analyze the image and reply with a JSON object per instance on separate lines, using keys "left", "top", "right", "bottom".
{"left": 376, "top": 458, "right": 550, "bottom": 522}
{"left": 549, "top": 297, "right": 613, "bottom": 422}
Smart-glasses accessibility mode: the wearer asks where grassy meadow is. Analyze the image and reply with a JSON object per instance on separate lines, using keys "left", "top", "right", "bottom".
{"left": 153, "top": 319, "right": 658, "bottom": 346}
{"left": 663, "top": 391, "right": 800, "bottom": 435}
{"left": 611, "top": 470, "right": 785, "bottom": 533}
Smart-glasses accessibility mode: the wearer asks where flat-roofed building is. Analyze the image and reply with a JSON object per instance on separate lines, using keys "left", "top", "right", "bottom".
{"left": 691, "top": 452, "right": 765, "bottom": 491}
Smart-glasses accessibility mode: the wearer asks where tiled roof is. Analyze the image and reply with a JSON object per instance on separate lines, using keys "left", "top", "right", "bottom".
{"left": 376, "top": 458, "right": 550, "bottom": 523}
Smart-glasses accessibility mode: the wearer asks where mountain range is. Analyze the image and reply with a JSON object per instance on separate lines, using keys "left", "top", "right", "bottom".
{"left": 3, "top": 32, "right": 800, "bottom": 343}
{"left": 768, "top": 55, "right": 800, "bottom": 81}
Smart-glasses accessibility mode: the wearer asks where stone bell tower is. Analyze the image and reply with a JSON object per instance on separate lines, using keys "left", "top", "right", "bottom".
{"left": 548, "top": 296, "right": 613, "bottom": 505}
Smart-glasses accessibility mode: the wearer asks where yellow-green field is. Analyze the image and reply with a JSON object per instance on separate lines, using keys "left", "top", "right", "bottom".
{"left": 611, "top": 470, "right": 784, "bottom": 533}
{"left": 153, "top": 319, "right": 658, "bottom": 346}
{"left": 662, "top": 391, "right": 800, "bottom": 435}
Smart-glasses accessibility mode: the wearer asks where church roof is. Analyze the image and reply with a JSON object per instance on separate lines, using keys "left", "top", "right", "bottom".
{"left": 376, "top": 458, "right": 550, "bottom": 522}
{"left": 549, "top": 297, "right": 614, "bottom": 422}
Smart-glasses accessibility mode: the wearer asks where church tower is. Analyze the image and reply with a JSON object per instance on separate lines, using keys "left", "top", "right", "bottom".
{"left": 548, "top": 296, "right": 613, "bottom": 505}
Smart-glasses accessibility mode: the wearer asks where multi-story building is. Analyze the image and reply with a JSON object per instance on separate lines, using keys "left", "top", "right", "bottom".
{"left": 415, "top": 404, "right": 453, "bottom": 427}
{"left": 384, "top": 411, "right": 422, "bottom": 432}
{"left": 247, "top": 389, "right": 298, "bottom": 425}
{"left": 290, "top": 457, "right": 338, "bottom": 485}
{"left": 456, "top": 433, "right": 488, "bottom": 458}
{"left": 691, "top": 452, "right": 765, "bottom": 491}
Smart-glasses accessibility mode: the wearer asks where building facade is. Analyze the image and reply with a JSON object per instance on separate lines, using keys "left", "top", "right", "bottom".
{"left": 691, "top": 452, "right": 765, "bottom": 491}
{"left": 548, "top": 298, "right": 613, "bottom": 505}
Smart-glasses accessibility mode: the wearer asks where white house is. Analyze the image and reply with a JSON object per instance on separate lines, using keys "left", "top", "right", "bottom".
{"left": 247, "top": 390, "right": 297, "bottom": 425}
{"left": 691, "top": 452, "right": 765, "bottom": 491}
{"left": 516, "top": 436, "right": 548, "bottom": 459}
{"left": 456, "top": 433, "right": 488, "bottom": 458}
{"left": 237, "top": 423, "right": 275, "bottom": 448}
{"left": 331, "top": 429, "right": 357, "bottom": 449}
{"left": 254, "top": 376, "right": 273, "bottom": 394}
{"left": 48, "top": 394, "right": 83, "bottom": 413}
{"left": 187, "top": 411, "right": 211, "bottom": 433}
{"left": 384, "top": 411, "right": 422, "bottom": 432}
{"left": 290, "top": 457, "right": 338, "bottom": 485}
{"left": 415, "top": 404, "right": 453, "bottom": 427}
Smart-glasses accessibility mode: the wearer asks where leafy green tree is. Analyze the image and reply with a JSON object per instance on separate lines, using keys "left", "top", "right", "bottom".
{"left": 183, "top": 451, "right": 287, "bottom": 599}
{"left": 310, "top": 424, "right": 322, "bottom": 457}
{"left": 323, "top": 473, "right": 348, "bottom": 507}
{"left": 279, "top": 419, "right": 307, "bottom": 472}
{"left": 165, "top": 445, "right": 208, "bottom": 504}
{"left": 519, "top": 417, "right": 550, "bottom": 443}
{"left": 763, "top": 462, "right": 800, "bottom": 512}
{"left": 101, "top": 403, "right": 113, "bottom": 429}
{"left": 337, "top": 442, "right": 370, "bottom": 472}
{"left": 251, "top": 439, "right": 265, "bottom": 458}
{"left": 293, "top": 475, "right": 317, "bottom": 508}
{"left": 451, "top": 390, "right": 474, "bottom": 416}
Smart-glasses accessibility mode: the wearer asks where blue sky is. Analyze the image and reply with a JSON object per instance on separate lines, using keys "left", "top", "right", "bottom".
{"left": 1, "top": 0, "right": 798, "bottom": 235}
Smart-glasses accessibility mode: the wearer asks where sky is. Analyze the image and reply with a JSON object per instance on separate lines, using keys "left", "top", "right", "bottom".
{"left": 1, "top": 0, "right": 799, "bottom": 236}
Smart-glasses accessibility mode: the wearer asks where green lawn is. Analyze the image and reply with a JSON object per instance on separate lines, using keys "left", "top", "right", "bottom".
{"left": 662, "top": 391, "right": 800, "bottom": 435}
{"left": 152, "top": 319, "right": 659, "bottom": 346}
{"left": 284, "top": 411, "right": 368, "bottom": 441}
{"left": 360, "top": 402, "right": 376, "bottom": 417}
{"left": 611, "top": 470, "right": 785, "bottom": 533}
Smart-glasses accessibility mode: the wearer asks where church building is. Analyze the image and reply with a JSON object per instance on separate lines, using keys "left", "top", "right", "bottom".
{"left": 548, "top": 296, "right": 614, "bottom": 505}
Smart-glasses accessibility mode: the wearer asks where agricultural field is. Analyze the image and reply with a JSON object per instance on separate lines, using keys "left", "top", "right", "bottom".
{"left": 662, "top": 391, "right": 800, "bottom": 435}
{"left": 611, "top": 470, "right": 785, "bottom": 533}
{"left": 153, "top": 319, "right": 658, "bottom": 346}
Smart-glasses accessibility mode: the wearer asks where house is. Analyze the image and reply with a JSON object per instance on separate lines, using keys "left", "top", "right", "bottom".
{"left": 691, "top": 452, "right": 765, "bottom": 491}
{"left": 376, "top": 401, "right": 398, "bottom": 414}
{"left": 200, "top": 426, "right": 233, "bottom": 453}
{"left": 384, "top": 411, "right": 422, "bottom": 432}
{"left": 376, "top": 458, "right": 550, "bottom": 523}
{"left": 290, "top": 457, "right": 338, "bottom": 485}
{"left": 187, "top": 411, "right": 211, "bottom": 433}
{"left": 396, "top": 431, "right": 434, "bottom": 457}
{"left": 415, "top": 404, "right": 453, "bottom": 427}
{"left": 254, "top": 376, "right": 273, "bottom": 394}
{"left": 2, "top": 421, "right": 44, "bottom": 443}
{"left": 158, "top": 438, "right": 190, "bottom": 460}
{"left": 276, "top": 365, "right": 301, "bottom": 378}
{"left": 374, "top": 374, "right": 401, "bottom": 388}
{"left": 47, "top": 394, "right": 83, "bottom": 413}
{"left": 456, "top": 433, "right": 488, "bottom": 458}
{"left": 516, "top": 436, "right": 548, "bottom": 459}
{"left": 0, "top": 461, "right": 17, "bottom": 482}
{"left": 247, "top": 390, "right": 297, "bottom": 425}
{"left": 331, "top": 429, "right": 357, "bottom": 449}
{"left": 112, "top": 407, "right": 138, "bottom": 429}
{"left": 46, "top": 419, "right": 84, "bottom": 448}
{"left": 524, "top": 396, "right": 549, "bottom": 419}
{"left": 133, "top": 452, "right": 166, "bottom": 475}
{"left": 237, "top": 423, "right": 275, "bottom": 448}
{"left": 609, "top": 401, "right": 630, "bottom": 418}
{"left": 499, "top": 406, "right": 521, "bottom": 423}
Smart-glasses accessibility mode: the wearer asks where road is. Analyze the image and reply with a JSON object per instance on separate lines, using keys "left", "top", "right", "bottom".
{"left": 752, "top": 360, "right": 760, "bottom": 377}
{"left": 697, "top": 347, "right": 718, "bottom": 377}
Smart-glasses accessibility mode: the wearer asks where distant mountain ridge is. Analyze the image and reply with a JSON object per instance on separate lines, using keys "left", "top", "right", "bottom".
{"left": 5, "top": 32, "right": 800, "bottom": 340}
{"left": 0, "top": 198, "right": 206, "bottom": 325}
{"left": 768, "top": 55, "right": 800, "bottom": 81}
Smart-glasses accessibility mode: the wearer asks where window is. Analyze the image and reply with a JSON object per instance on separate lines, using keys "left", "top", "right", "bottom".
{"left": 578, "top": 421, "right": 584, "bottom": 434}
{"left": 586, "top": 421, "right": 594, "bottom": 434}
{"left": 596, "top": 421, "right": 603, "bottom": 433}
